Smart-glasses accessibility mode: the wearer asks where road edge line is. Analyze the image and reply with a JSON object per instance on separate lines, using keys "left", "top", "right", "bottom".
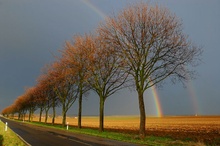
{"left": 15, "top": 132, "right": 32, "bottom": 146}
{"left": 8, "top": 127, "right": 32, "bottom": 146}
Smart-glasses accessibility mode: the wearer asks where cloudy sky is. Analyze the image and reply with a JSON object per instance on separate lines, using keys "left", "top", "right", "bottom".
{"left": 0, "top": 0, "right": 219, "bottom": 116}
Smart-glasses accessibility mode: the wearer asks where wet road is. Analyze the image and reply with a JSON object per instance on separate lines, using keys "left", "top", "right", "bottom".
{"left": 0, "top": 117, "right": 140, "bottom": 146}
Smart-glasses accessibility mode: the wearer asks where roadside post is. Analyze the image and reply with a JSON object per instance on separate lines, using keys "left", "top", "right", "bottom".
{"left": 5, "top": 122, "right": 8, "bottom": 131}
{"left": 66, "top": 122, "right": 69, "bottom": 130}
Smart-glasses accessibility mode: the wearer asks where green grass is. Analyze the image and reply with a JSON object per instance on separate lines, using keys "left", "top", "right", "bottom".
{"left": 17, "top": 120, "right": 204, "bottom": 146}
{"left": 0, "top": 121, "right": 26, "bottom": 146}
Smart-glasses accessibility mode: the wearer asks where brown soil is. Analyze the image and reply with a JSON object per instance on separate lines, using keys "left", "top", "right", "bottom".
{"left": 31, "top": 116, "right": 220, "bottom": 145}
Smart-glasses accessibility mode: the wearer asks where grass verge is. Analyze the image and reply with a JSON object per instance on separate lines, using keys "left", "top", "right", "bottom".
{"left": 18, "top": 120, "right": 205, "bottom": 146}
{"left": 0, "top": 120, "right": 26, "bottom": 146}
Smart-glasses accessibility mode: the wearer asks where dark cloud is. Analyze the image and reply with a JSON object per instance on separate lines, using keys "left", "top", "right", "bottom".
{"left": 0, "top": 0, "right": 220, "bottom": 116}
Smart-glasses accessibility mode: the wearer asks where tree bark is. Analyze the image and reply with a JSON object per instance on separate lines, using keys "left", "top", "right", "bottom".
{"left": 45, "top": 108, "right": 49, "bottom": 123}
{"left": 31, "top": 109, "right": 34, "bottom": 122}
{"left": 62, "top": 104, "right": 67, "bottom": 127}
{"left": 78, "top": 86, "right": 83, "bottom": 128}
{"left": 52, "top": 103, "right": 56, "bottom": 125}
{"left": 23, "top": 112, "right": 26, "bottom": 121}
{"left": 39, "top": 107, "right": 43, "bottom": 122}
{"left": 18, "top": 113, "right": 21, "bottom": 120}
{"left": 28, "top": 109, "right": 31, "bottom": 122}
{"left": 138, "top": 91, "right": 146, "bottom": 138}
{"left": 99, "top": 97, "right": 105, "bottom": 132}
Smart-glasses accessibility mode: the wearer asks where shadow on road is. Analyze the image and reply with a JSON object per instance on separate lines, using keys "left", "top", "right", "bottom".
{"left": 0, "top": 135, "right": 3, "bottom": 146}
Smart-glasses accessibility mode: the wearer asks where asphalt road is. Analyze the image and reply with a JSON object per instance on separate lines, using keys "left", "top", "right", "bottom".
{"left": 0, "top": 117, "right": 141, "bottom": 146}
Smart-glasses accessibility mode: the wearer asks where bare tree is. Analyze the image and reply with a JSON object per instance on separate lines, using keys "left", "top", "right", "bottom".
{"left": 86, "top": 35, "right": 129, "bottom": 132}
{"left": 14, "top": 95, "right": 29, "bottom": 121}
{"left": 48, "top": 60, "right": 79, "bottom": 127}
{"left": 98, "top": 2, "right": 202, "bottom": 137}
{"left": 32, "top": 83, "right": 47, "bottom": 122}
{"left": 36, "top": 71, "right": 59, "bottom": 124}
{"left": 24, "top": 87, "right": 38, "bottom": 122}
{"left": 61, "top": 35, "right": 92, "bottom": 128}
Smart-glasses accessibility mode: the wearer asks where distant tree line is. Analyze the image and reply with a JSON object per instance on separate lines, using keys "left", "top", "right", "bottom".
{"left": 1, "top": 2, "right": 201, "bottom": 137}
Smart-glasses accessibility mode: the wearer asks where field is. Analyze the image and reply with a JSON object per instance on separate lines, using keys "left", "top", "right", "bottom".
{"left": 32, "top": 115, "right": 220, "bottom": 145}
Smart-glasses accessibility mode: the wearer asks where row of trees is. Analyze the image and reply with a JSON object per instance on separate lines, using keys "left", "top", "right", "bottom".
{"left": 2, "top": 2, "right": 201, "bottom": 137}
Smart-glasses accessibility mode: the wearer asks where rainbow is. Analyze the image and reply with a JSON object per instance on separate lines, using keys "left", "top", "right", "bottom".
{"left": 81, "top": 0, "right": 106, "bottom": 19}
{"left": 184, "top": 66, "right": 200, "bottom": 116}
{"left": 150, "top": 85, "right": 163, "bottom": 117}
{"left": 80, "top": 0, "right": 163, "bottom": 117}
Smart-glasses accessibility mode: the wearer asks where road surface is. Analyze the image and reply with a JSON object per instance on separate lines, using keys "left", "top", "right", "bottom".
{"left": 0, "top": 117, "right": 141, "bottom": 146}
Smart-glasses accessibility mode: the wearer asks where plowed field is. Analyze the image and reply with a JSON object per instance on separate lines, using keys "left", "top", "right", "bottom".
{"left": 34, "top": 116, "right": 220, "bottom": 145}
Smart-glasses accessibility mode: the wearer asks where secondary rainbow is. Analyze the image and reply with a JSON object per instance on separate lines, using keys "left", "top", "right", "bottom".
{"left": 184, "top": 66, "right": 200, "bottom": 115}
{"left": 187, "top": 80, "right": 200, "bottom": 115}
{"left": 81, "top": 0, "right": 106, "bottom": 19}
{"left": 80, "top": 0, "right": 163, "bottom": 117}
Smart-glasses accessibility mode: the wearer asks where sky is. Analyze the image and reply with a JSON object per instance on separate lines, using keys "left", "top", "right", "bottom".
{"left": 0, "top": 0, "right": 220, "bottom": 116}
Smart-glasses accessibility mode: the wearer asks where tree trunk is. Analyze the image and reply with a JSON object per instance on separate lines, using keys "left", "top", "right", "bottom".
{"left": 28, "top": 109, "right": 31, "bottom": 122}
{"left": 23, "top": 112, "right": 26, "bottom": 121}
{"left": 18, "top": 113, "right": 21, "bottom": 120}
{"left": 62, "top": 104, "right": 67, "bottom": 127}
{"left": 138, "top": 91, "right": 146, "bottom": 138}
{"left": 52, "top": 103, "right": 56, "bottom": 125}
{"left": 45, "top": 109, "right": 49, "bottom": 123}
{"left": 99, "top": 97, "right": 105, "bottom": 132}
{"left": 39, "top": 107, "right": 43, "bottom": 122}
{"left": 31, "top": 109, "right": 34, "bottom": 122}
{"left": 78, "top": 88, "right": 83, "bottom": 128}
{"left": 21, "top": 113, "right": 23, "bottom": 121}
